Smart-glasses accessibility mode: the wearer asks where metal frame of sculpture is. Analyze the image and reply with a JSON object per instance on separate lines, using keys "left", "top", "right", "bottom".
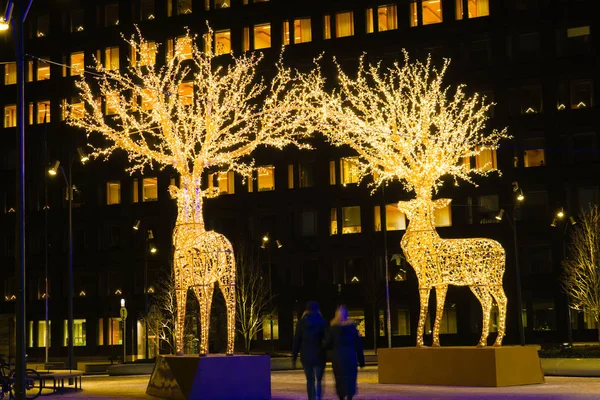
{"left": 309, "top": 51, "right": 510, "bottom": 347}
{"left": 67, "top": 29, "right": 322, "bottom": 355}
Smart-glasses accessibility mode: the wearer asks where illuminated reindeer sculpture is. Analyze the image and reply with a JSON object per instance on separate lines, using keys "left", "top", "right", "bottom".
{"left": 312, "top": 51, "right": 510, "bottom": 347}
{"left": 67, "top": 30, "right": 322, "bottom": 355}
{"left": 397, "top": 194, "right": 507, "bottom": 347}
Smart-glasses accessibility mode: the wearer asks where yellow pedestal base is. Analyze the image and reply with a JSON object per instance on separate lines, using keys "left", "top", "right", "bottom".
{"left": 378, "top": 346, "right": 545, "bottom": 387}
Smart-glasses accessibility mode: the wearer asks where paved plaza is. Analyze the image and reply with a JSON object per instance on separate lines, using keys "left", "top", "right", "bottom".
{"left": 32, "top": 366, "right": 600, "bottom": 399}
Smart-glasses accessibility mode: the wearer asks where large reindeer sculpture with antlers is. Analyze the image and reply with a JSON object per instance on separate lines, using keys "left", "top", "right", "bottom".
{"left": 67, "top": 30, "right": 323, "bottom": 355}
{"left": 312, "top": 51, "right": 510, "bottom": 347}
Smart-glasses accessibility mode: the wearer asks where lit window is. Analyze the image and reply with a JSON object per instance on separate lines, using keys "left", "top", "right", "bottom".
{"left": 242, "top": 27, "right": 250, "bottom": 51}
{"left": 28, "top": 321, "right": 33, "bottom": 347}
{"left": 70, "top": 52, "right": 84, "bottom": 76}
{"left": 366, "top": 9, "right": 374, "bottom": 34}
{"left": 392, "top": 309, "right": 411, "bottom": 336}
{"left": 378, "top": 4, "right": 398, "bottom": 32}
{"left": 262, "top": 313, "right": 279, "bottom": 340}
{"left": 178, "top": 82, "right": 193, "bottom": 106}
{"left": 323, "top": 15, "right": 332, "bottom": 40}
{"left": 208, "top": 171, "right": 235, "bottom": 195}
{"left": 176, "top": 36, "right": 192, "bottom": 60}
{"left": 105, "top": 93, "right": 118, "bottom": 115}
{"left": 330, "top": 208, "right": 338, "bottom": 235}
{"left": 348, "top": 309, "right": 365, "bottom": 336}
{"left": 524, "top": 138, "right": 545, "bottom": 167}
{"left": 329, "top": 160, "right": 336, "bottom": 185}
{"left": 294, "top": 18, "right": 312, "bottom": 44}
{"left": 132, "top": 179, "right": 139, "bottom": 203}
{"left": 257, "top": 166, "right": 275, "bottom": 191}
{"left": 570, "top": 80, "right": 593, "bottom": 109}
{"left": 434, "top": 203, "right": 452, "bottom": 227}
{"left": 215, "top": 0, "right": 230, "bottom": 8}
{"left": 68, "top": 98, "right": 85, "bottom": 120}
{"left": 287, "top": 164, "right": 294, "bottom": 188}
{"left": 166, "top": 38, "right": 174, "bottom": 61}
{"left": 28, "top": 103, "right": 33, "bottom": 125}
{"left": 215, "top": 30, "right": 231, "bottom": 55}
{"left": 374, "top": 205, "right": 407, "bottom": 232}
{"left": 340, "top": 157, "right": 359, "bottom": 185}
{"left": 140, "top": 0, "right": 155, "bottom": 21}
{"left": 37, "top": 58, "right": 50, "bottom": 81}
{"left": 410, "top": 1, "right": 418, "bottom": 27}
{"left": 4, "top": 62, "right": 16, "bottom": 85}
{"left": 106, "top": 181, "right": 121, "bottom": 205}
{"left": 521, "top": 85, "right": 542, "bottom": 114}
{"left": 105, "top": 47, "right": 120, "bottom": 71}
{"left": 26, "top": 60, "right": 33, "bottom": 82}
{"left": 423, "top": 0, "right": 443, "bottom": 24}
{"left": 108, "top": 318, "right": 123, "bottom": 345}
{"left": 37, "top": 321, "right": 51, "bottom": 348}
{"left": 335, "top": 11, "right": 354, "bottom": 38}
{"left": 37, "top": 101, "right": 50, "bottom": 124}
{"left": 132, "top": 41, "right": 157, "bottom": 66}
{"left": 105, "top": 3, "right": 119, "bottom": 26}
{"left": 143, "top": 177, "right": 158, "bottom": 201}
{"left": 177, "top": 0, "right": 192, "bottom": 14}
{"left": 69, "top": 9, "right": 84, "bottom": 32}
{"left": 456, "top": 0, "right": 489, "bottom": 20}
{"left": 64, "top": 319, "right": 86, "bottom": 346}
{"left": 98, "top": 318, "right": 104, "bottom": 345}
{"left": 283, "top": 21, "right": 290, "bottom": 45}
{"left": 254, "top": 23, "right": 271, "bottom": 49}
{"left": 4, "top": 105, "right": 16, "bottom": 128}
{"left": 464, "top": 148, "right": 497, "bottom": 171}
{"left": 342, "top": 206, "right": 361, "bottom": 234}
{"left": 425, "top": 307, "right": 457, "bottom": 334}
{"left": 140, "top": 88, "right": 154, "bottom": 110}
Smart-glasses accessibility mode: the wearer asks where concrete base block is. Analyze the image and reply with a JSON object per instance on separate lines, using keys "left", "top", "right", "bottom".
{"left": 378, "top": 346, "right": 545, "bottom": 387}
{"left": 146, "top": 354, "right": 271, "bottom": 400}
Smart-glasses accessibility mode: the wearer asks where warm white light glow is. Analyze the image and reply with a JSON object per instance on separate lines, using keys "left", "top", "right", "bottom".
{"left": 312, "top": 51, "right": 509, "bottom": 348}
{"left": 48, "top": 160, "right": 60, "bottom": 176}
{"left": 121, "top": 298, "right": 126, "bottom": 308}
{"left": 67, "top": 27, "right": 321, "bottom": 356}
{"left": 0, "top": 18, "right": 9, "bottom": 31}
{"left": 557, "top": 208, "right": 565, "bottom": 219}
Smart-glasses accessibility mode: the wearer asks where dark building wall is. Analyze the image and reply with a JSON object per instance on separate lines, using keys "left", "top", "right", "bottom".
{"left": 0, "top": 0, "right": 599, "bottom": 361}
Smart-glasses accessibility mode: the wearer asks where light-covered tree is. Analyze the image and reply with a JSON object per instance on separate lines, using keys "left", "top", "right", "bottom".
{"left": 235, "top": 242, "right": 272, "bottom": 354}
{"left": 562, "top": 205, "right": 600, "bottom": 342}
{"left": 67, "top": 29, "right": 323, "bottom": 355}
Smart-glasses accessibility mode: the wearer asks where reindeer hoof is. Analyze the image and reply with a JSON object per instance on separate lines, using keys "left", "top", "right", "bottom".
{"left": 476, "top": 343, "right": 487, "bottom": 348}
{"left": 416, "top": 343, "right": 426, "bottom": 348}
{"left": 432, "top": 343, "right": 441, "bottom": 347}
{"left": 493, "top": 342, "right": 502, "bottom": 347}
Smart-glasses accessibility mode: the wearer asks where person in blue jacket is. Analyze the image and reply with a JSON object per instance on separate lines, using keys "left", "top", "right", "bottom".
{"left": 292, "top": 301, "right": 327, "bottom": 400}
{"left": 325, "top": 305, "right": 365, "bottom": 400}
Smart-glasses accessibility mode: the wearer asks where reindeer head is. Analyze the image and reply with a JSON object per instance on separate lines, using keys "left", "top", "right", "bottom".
{"left": 397, "top": 198, "right": 452, "bottom": 230}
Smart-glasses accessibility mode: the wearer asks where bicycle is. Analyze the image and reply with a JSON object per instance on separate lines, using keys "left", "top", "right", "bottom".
{"left": 0, "top": 355, "right": 42, "bottom": 400}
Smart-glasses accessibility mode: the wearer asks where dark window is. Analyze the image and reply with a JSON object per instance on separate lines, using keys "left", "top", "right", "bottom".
{"left": 570, "top": 80, "right": 594, "bottom": 109}
{"left": 36, "top": 15, "right": 49, "bottom": 37}
{"left": 532, "top": 299, "right": 556, "bottom": 331}
{"left": 521, "top": 85, "right": 543, "bottom": 114}
{"left": 527, "top": 245, "right": 552, "bottom": 274}
{"left": 70, "top": 9, "right": 85, "bottom": 32}
{"left": 343, "top": 258, "right": 363, "bottom": 284}
{"left": 299, "top": 162, "right": 315, "bottom": 188}
{"left": 557, "top": 26, "right": 591, "bottom": 57}
{"left": 572, "top": 133, "right": 597, "bottom": 163}
{"left": 105, "top": 3, "right": 119, "bottom": 26}
{"left": 140, "top": 0, "right": 155, "bottom": 21}
{"left": 469, "top": 39, "right": 490, "bottom": 67}
{"left": 517, "top": 33, "right": 540, "bottom": 60}
{"left": 578, "top": 186, "right": 600, "bottom": 210}
{"left": 300, "top": 210, "right": 317, "bottom": 236}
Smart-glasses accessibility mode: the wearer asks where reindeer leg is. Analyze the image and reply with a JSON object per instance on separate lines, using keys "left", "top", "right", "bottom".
{"left": 174, "top": 286, "right": 188, "bottom": 356}
{"left": 470, "top": 285, "right": 492, "bottom": 347}
{"left": 417, "top": 287, "right": 431, "bottom": 347}
{"left": 193, "top": 284, "right": 215, "bottom": 356}
{"left": 433, "top": 285, "right": 448, "bottom": 347}
{"left": 490, "top": 285, "right": 508, "bottom": 347}
{"left": 219, "top": 278, "right": 236, "bottom": 356}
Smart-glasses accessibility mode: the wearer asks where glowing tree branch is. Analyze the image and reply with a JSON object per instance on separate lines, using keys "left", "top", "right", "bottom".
{"left": 314, "top": 52, "right": 510, "bottom": 347}
{"left": 67, "top": 28, "right": 323, "bottom": 355}
{"left": 562, "top": 205, "right": 600, "bottom": 342}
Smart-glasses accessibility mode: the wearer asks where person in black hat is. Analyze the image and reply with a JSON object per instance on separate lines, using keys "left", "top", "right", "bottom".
{"left": 292, "top": 301, "right": 327, "bottom": 400}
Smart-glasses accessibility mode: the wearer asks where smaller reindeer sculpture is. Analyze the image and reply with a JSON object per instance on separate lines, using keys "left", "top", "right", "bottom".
{"left": 397, "top": 197, "right": 507, "bottom": 348}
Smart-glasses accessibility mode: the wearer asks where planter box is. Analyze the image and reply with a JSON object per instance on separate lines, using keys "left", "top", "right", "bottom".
{"left": 146, "top": 355, "right": 270, "bottom": 400}
{"left": 542, "top": 358, "right": 600, "bottom": 376}
{"left": 378, "top": 346, "right": 545, "bottom": 387}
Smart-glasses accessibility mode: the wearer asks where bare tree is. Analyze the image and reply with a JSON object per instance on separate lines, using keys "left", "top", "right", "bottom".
{"left": 146, "top": 273, "right": 178, "bottom": 354}
{"left": 235, "top": 242, "right": 272, "bottom": 354}
{"left": 562, "top": 205, "right": 600, "bottom": 341}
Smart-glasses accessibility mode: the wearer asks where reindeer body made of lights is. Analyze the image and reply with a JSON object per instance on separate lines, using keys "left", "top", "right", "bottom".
{"left": 398, "top": 196, "right": 507, "bottom": 348}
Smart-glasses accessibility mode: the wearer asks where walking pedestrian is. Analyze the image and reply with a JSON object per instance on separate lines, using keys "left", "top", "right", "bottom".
{"left": 326, "top": 305, "right": 365, "bottom": 400}
{"left": 292, "top": 301, "right": 327, "bottom": 400}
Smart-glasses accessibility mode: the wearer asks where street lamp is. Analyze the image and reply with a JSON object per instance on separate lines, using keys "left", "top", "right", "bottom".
{"left": 551, "top": 208, "right": 577, "bottom": 347}
{"left": 495, "top": 181, "right": 526, "bottom": 346}
{"left": 48, "top": 147, "right": 88, "bottom": 370}
{"left": 261, "top": 233, "right": 281, "bottom": 354}
{"left": 2, "top": 2, "right": 34, "bottom": 397}
{"left": 133, "top": 220, "right": 157, "bottom": 359}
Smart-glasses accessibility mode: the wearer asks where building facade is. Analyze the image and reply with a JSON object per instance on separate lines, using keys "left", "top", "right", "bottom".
{"left": 0, "top": 0, "right": 599, "bottom": 361}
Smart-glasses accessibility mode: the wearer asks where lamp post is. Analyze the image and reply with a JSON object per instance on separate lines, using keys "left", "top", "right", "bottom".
{"left": 48, "top": 148, "right": 88, "bottom": 370}
{"left": 495, "top": 181, "right": 526, "bottom": 346}
{"left": 381, "top": 185, "right": 392, "bottom": 348}
{"left": 551, "top": 209, "right": 577, "bottom": 347}
{"left": 2, "top": 2, "right": 34, "bottom": 397}
{"left": 261, "top": 233, "right": 281, "bottom": 354}
{"left": 133, "top": 220, "right": 157, "bottom": 359}
{"left": 120, "top": 299, "right": 127, "bottom": 363}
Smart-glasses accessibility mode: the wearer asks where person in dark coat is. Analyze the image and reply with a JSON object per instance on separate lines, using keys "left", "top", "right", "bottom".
{"left": 325, "top": 305, "right": 365, "bottom": 400}
{"left": 292, "top": 301, "right": 327, "bottom": 400}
